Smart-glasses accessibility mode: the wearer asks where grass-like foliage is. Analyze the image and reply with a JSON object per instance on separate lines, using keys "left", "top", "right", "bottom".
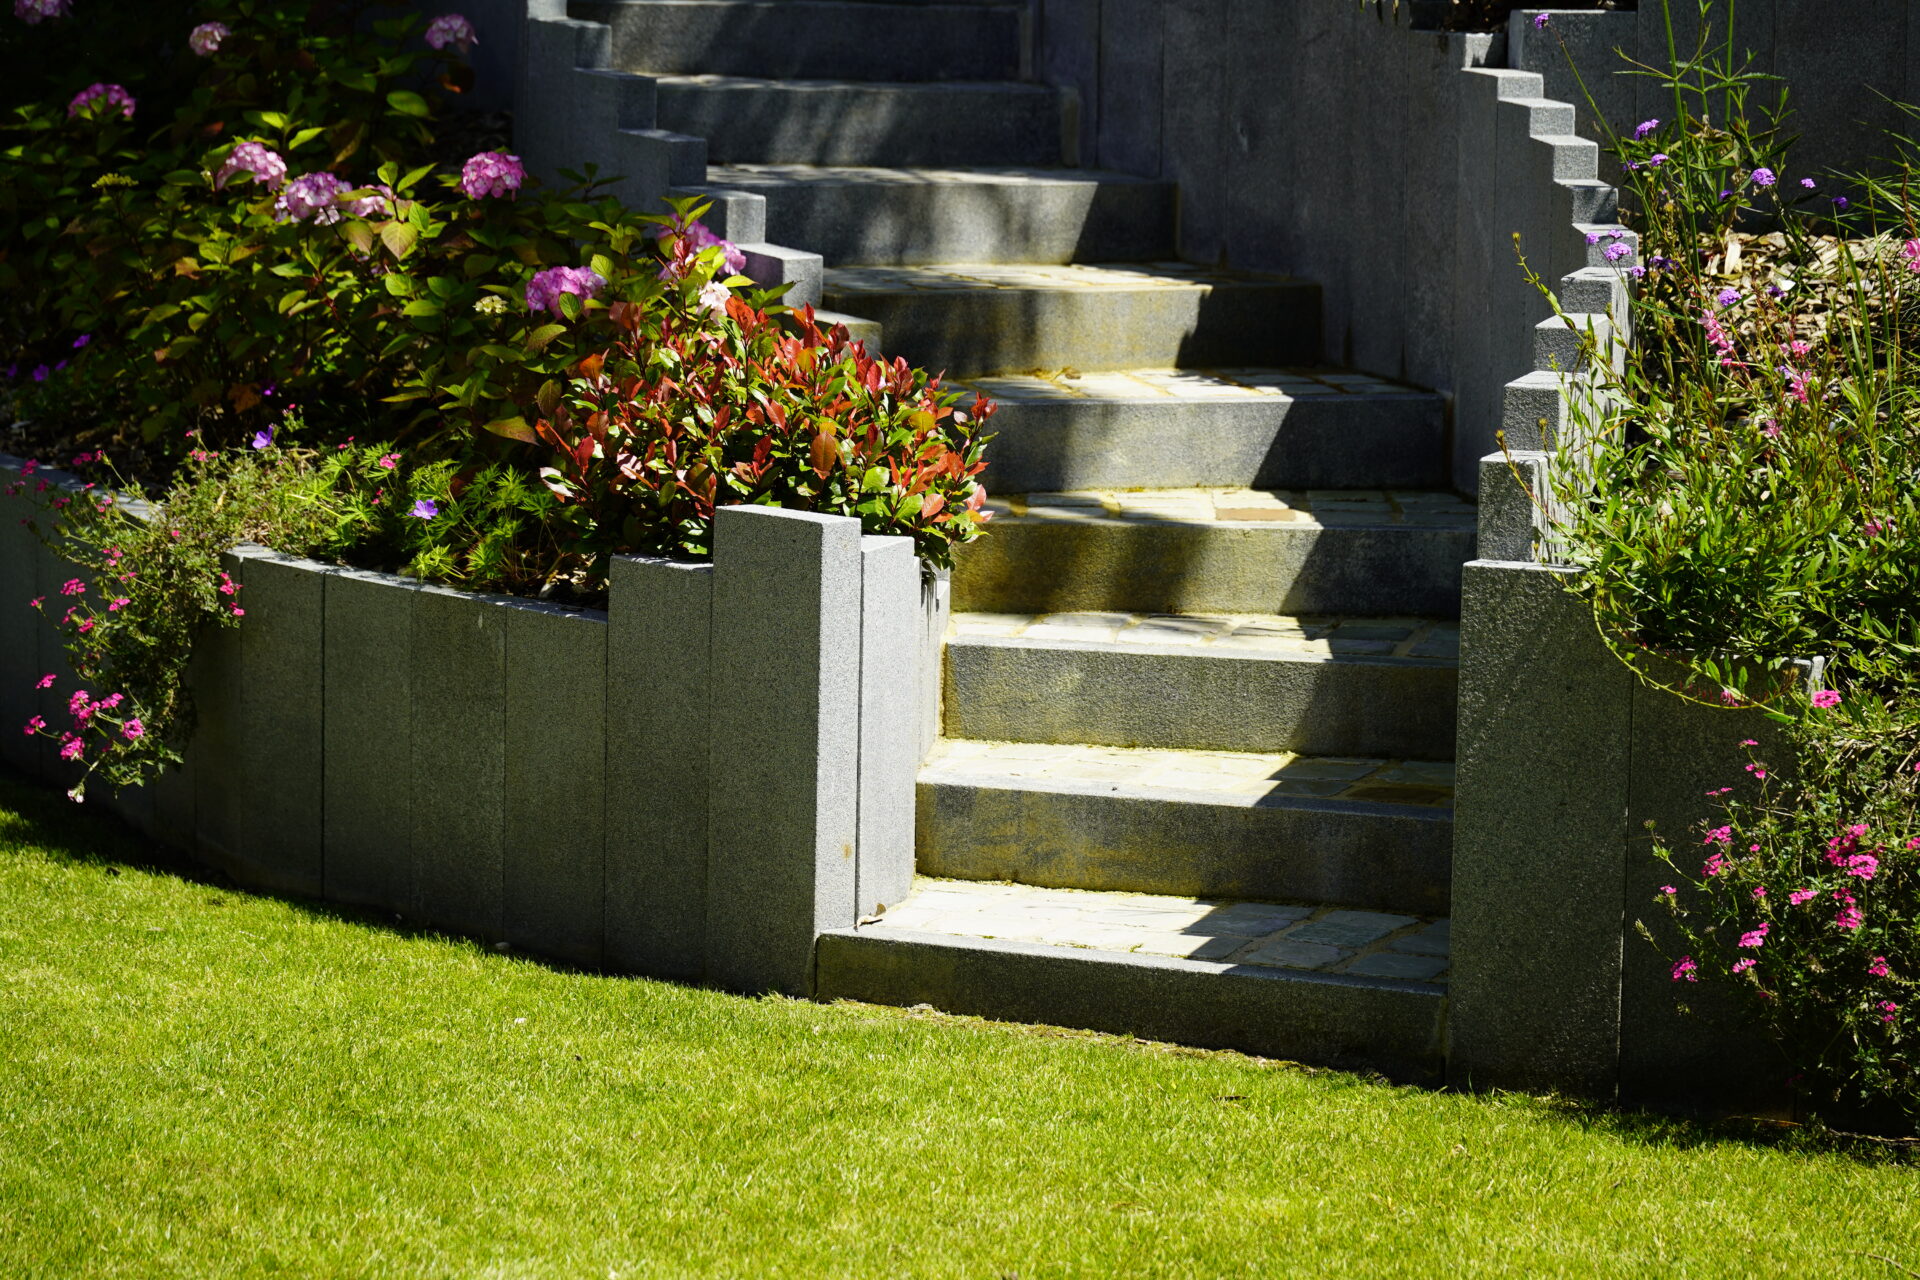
{"left": 1, "top": 772, "right": 1916, "bottom": 1278}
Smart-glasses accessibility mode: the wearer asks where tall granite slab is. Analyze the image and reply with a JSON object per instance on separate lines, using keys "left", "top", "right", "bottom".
{"left": 604, "top": 555, "right": 713, "bottom": 979}
{"left": 1450, "top": 559, "right": 1632, "bottom": 1098}
{"left": 409, "top": 585, "right": 507, "bottom": 941}
{"left": 323, "top": 568, "right": 421, "bottom": 910}
{"left": 0, "top": 458, "right": 40, "bottom": 775}
{"left": 230, "top": 549, "right": 326, "bottom": 898}
{"left": 503, "top": 600, "right": 608, "bottom": 969}
{"left": 191, "top": 552, "right": 248, "bottom": 871}
{"left": 705, "top": 506, "right": 863, "bottom": 996}
{"left": 856, "top": 535, "right": 920, "bottom": 917}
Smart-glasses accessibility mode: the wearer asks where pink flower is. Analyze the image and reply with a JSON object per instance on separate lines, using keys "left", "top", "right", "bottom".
{"left": 1672, "top": 956, "right": 1698, "bottom": 983}
{"left": 61, "top": 580, "right": 85, "bottom": 598}
{"left": 107, "top": 597, "right": 129, "bottom": 612}
{"left": 1704, "top": 825, "right": 1732, "bottom": 847}
{"left": 67, "top": 689, "right": 91, "bottom": 718}
{"left": 698, "top": 278, "right": 732, "bottom": 318}
{"left": 1788, "top": 888, "right": 1817, "bottom": 906}
{"left": 342, "top": 184, "right": 394, "bottom": 220}
{"left": 230, "top": 606, "right": 245, "bottom": 618}
{"left": 274, "top": 171, "right": 350, "bottom": 225}
{"left": 189, "top": 21, "right": 230, "bottom": 56}
{"left": 22, "top": 715, "right": 45, "bottom": 736}
{"left": 122, "top": 718, "right": 144, "bottom": 741}
{"left": 379, "top": 453, "right": 400, "bottom": 470}
{"left": 524, "top": 265, "right": 605, "bottom": 316}
{"left": 214, "top": 141, "right": 288, "bottom": 192}
{"left": 1751, "top": 886, "right": 1767, "bottom": 899}
{"left": 1702, "top": 851, "right": 1729, "bottom": 877}
{"left": 1868, "top": 956, "right": 1892, "bottom": 978}
{"left": 1834, "top": 902, "right": 1864, "bottom": 930}
{"left": 1905, "top": 239, "right": 1920, "bottom": 274}
{"left": 68, "top": 83, "right": 136, "bottom": 121}
{"left": 1737, "top": 922, "right": 1770, "bottom": 949}
{"left": 460, "top": 150, "right": 524, "bottom": 200}
{"left": 1844, "top": 854, "right": 1879, "bottom": 880}
{"left": 13, "top": 0, "right": 71, "bottom": 24}
{"left": 59, "top": 735, "right": 83, "bottom": 761}
{"left": 657, "top": 217, "right": 746, "bottom": 278}
{"left": 34, "top": 673, "right": 55, "bottom": 689}
{"left": 1731, "top": 958, "right": 1756, "bottom": 974}
{"left": 1811, "top": 689, "right": 1841, "bottom": 709}
{"left": 1660, "top": 885, "right": 1678, "bottom": 896}
{"left": 1880, "top": 1001, "right": 1901, "bottom": 1024}
{"left": 425, "top": 12, "right": 478, "bottom": 53}
{"left": 1863, "top": 518, "right": 1887, "bottom": 538}
{"left": 1739, "top": 739, "right": 1758, "bottom": 747}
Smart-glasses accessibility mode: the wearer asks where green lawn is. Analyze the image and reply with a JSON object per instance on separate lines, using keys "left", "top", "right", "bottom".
{"left": 1, "top": 773, "right": 1915, "bottom": 1279}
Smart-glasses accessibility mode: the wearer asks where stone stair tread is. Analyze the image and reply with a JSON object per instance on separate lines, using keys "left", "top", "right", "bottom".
{"left": 706, "top": 163, "right": 1166, "bottom": 189}
{"left": 960, "top": 366, "right": 1432, "bottom": 405}
{"left": 825, "top": 260, "right": 1301, "bottom": 293}
{"left": 984, "top": 487, "right": 1475, "bottom": 532}
{"left": 922, "top": 739, "right": 1454, "bottom": 807}
{"left": 650, "top": 72, "right": 1052, "bottom": 93}
{"left": 862, "top": 877, "right": 1451, "bottom": 981}
{"left": 950, "top": 609, "right": 1462, "bottom": 662}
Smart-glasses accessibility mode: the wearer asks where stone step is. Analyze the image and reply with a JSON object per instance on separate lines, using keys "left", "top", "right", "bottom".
{"left": 816, "top": 878, "right": 1448, "bottom": 1081}
{"left": 652, "top": 76, "right": 1068, "bottom": 167}
{"left": 943, "top": 610, "right": 1459, "bottom": 759}
{"left": 576, "top": 0, "right": 1025, "bottom": 82}
{"left": 953, "top": 489, "right": 1476, "bottom": 617}
{"left": 960, "top": 368, "right": 1447, "bottom": 491}
{"left": 918, "top": 740, "right": 1453, "bottom": 914}
{"left": 822, "top": 263, "right": 1321, "bottom": 378}
{"left": 695, "top": 165, "right": 1176, "bottom": 265}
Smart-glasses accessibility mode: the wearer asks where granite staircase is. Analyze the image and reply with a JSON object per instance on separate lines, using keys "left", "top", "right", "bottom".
{"left": 574, "top": 0, "right": 1473, "bottom": 1080}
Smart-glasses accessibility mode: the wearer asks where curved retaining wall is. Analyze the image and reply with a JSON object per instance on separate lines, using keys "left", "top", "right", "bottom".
{"left": 0, "top": 455, "right": 948, "bottom": 994}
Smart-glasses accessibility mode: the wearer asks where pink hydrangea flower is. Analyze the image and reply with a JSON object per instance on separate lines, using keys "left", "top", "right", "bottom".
{"left": 215, "top": 141, "right": 288, "bottom": 191}
{"left": 424, "top": 12, "right": 478, "bottom": 53}
{"left": 460, "top": 150, "right": 524, "bottom": 200}
{"left": 698, "top": 278, "right": 732, "bottom": 318}
{"left": 13, "top": 0, "right": 71, "bottom": 24}
{"left": 1810, "top": 689, "right": 1841, "bottom": 709}
{"left": 524, "top": 265, "right": 606, "bottom": 316}
{"left": 343, "top": 184, "right": 394, "bottom": 220}
{"left": 68, "top": 83, "right": 136, "bottom": 121}
{"left": 274, "top": 172, "right": 351, "bottom": 225}
{"left": 657, "top": 217, "right": 746, "bottom": 278}
{"left": 189, "top": 20, "right": 230, "bottom": 56}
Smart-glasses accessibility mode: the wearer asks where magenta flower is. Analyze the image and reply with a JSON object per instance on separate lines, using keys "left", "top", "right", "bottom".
{"left": 524, "top": 265, "right": 606, "bottom": 317}
{"left": 274, "top": 171, "right": 351, "bottom": 225}
{"left": 60, "top": 578, "right": 84, "bottom": 596}
{"left": 1703, "top": 825, "right": 1732, "bottom": 847}
{"left": 122, "top": 718, "right": 144, "bottom": 741}
{"left": 215, "top": 141, "right": 288, "bottom": 192}
{"left": 1810, "top": 689, "right": 1842, "bottom": 709}
{"left": 1672, "top": 956, "right": 1698, "bottom": 983}
{"left": 410, "top": 498, "right": 439, "bottom": 519}
{"left": 1869, "top": 956, "right": 1892, "bottom": 978}
{"left": 1659, "top": 885, "right": 1677, "bottom": 896}
{"left": 1880, "top": 1001, "right": 1901, "bottom": 1025}
{"left": 460, "top": 150, "right": 524, "bottom": 200}
{"left": 1731, "top": 958, "right": 1756, "bottom": 974}
{"left": 22, "top": 715, "right": 44, "bottom": 736}
{"left": 379, "top": 453, "right": 401, "bottom": 470}
{"left": 425, "top": 12, "right": 478, "bottom": 53}
{"left": 189, "top": 20, "right": 230, "bottom": 56}
{"left": 68, "top": 83, "right": 136, "bottom": 121}
{"left": 59, "top": 735, "right": 83, "bottom": 761}
{"left": 1736, "top": 923, "right": 1770, "bottom": 949}
{"left": 34, "top": 673, "right": 55, "bottom": 689}
{"left": 1788, "top": 888, "right": 1816, "bottom": 906}
{"left": 13, "top": 0, "right": 71, "bottom": 24}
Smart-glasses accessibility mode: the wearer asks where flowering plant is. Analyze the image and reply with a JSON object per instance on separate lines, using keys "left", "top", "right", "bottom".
{"left": 1651, "top": 686, "right": 1919, "bottom": 1126}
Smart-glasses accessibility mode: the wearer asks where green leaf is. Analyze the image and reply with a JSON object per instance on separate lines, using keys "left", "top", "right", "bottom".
{"left": 342, "top": 221, "right": 376, "bottom": 256}
{"left": 402, "top": 299, "right": 443, "bottom": 318}
{"left": 525, "top": 324, "right": 568, "bottom": 352}
{"left": 289, "top": 127, "right": 327, "bottom": 149}
{"left": 481, "top": 416, "right": 537, "bottom": 443}
{"left": 381, "top": 222, "right": 418, "bottom": 260}
{"left": 382, "top": 273, "right": 416, "bottom": 297}
{"left": 386, "top": 90, "right": 431, "bottom": 119}
{"left": 401, "top": 163, "right": 436, "bottom": 192}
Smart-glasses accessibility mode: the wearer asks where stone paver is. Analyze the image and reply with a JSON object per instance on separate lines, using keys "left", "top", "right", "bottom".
{"left": 862, "top": 877, "right": 1449, "bottom": 983}
{"left": 981, "top": 487, "right": 1474, "bottom": 532}
{"left": 948, "top": 610, "right": 1460, "bottom": 666}
{"left": 922, "top": 738, "right": 1455, "bottom": 808}
{"left": 962, "top": 365, "right": 1422, "bottom": 406}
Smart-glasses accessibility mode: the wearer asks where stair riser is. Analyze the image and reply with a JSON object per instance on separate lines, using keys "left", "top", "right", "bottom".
{"left": 656, "top": 82, "right": 1066, "bottom": 167}
{"left": 944, "top": 641, "right": 1458, "bottom": 757}
{"left": 918, "top": 782, "right": 1452, "bottom": 913}
{"left": 978, "top": 395, "right": 1447, "bottom": 492}
{"left": 828, "top": 282, "right": 1322, "bottom": 378}
{"left": 952, "top": 522, "right": 1471, "bottom": 616}
{"left": 577, "top": 0, "right": 1024, "bottom": 83}
{"left": 704, "top": 176, "right": 1175, "bottom": 266}
{"left": 816, "top": 929, "right": 1447, "bottom": 1082}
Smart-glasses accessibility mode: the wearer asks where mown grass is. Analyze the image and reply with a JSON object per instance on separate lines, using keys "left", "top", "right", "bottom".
{"left": 0, "top": 770, "right": 1915, "bottom": 1279}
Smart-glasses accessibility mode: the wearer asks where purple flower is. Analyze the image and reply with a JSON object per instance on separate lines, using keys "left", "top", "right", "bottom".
{"left": 251, "top": 426, "right": 274, "bottom": 450}
{"left": 189, "top": 21, "right": 230, "bottom": 56}
{"left": 1532, "top": 13, "right": 1549, "bottom": 29}
{"left": 1634, "top": 118, "right": 1660, "bottom": 139}
{"left": 71, "top": 333, "right": 89, "bottom": 349}
{"left": 1648, "top": 153, "right": 1669, "bottom": 167}
{"left": 1750, "top": 167, "right": 1777, "bottom": 188}
{"left": 1833, "top": 196, "right": 1850, "bottom": 211}
{"left": 67, "top": 82, "right": 136, "bottom": 121}
{"left": 31, "top": 364, "right": 49, "bottom": 382}
{"left": 342, "top": 184, "right": 394, "bottom": 220}
{"left": 425, "top": 13, "right": 478, "bottom": 53}
{"left": 1720, "top": 189, "right": 1734, "bottom": 201}
{"left": 1604, "top": 243, "right": 1631, "bottom": 263}
{"left": 524, "top": 265, "right": 606, "bottom": 317}
{"left": 274, "top": 171, "right": 351, "bottom": 225}
{"left": 1628, "top": 265, "right": 1647, "bottom": 281}
{"left": 1799, "top": 177, "right": 1815, "bottom": 190}
{"left": 460, "top": 150, "right": 524, "bottom": 200}
{"left": 410, "top": 498, "right": 439, "bottom": 519}
{"left": 214, "top": 141, "right": 288, "bottom": 192}
{"left": 1716, "top": 287, "right": 1741, "bottom": 307}
{"left": 13, "top": 0, "right": 71, "bottom": 24}
{"left": 1766, "top": 283, "right": 1786, "bottom": 299}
